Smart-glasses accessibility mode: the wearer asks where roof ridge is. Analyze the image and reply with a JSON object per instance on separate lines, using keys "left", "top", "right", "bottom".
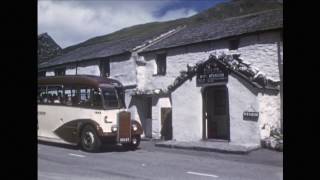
{"left": 222, "top": 8, "right": 282, "bottom": 21}
{"left": 132, "top": 25, "right": 187, "bottom": 52}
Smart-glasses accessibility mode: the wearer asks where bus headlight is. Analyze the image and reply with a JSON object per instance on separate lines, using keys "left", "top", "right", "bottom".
{"left": 111, "top": 125, "right": 118, "bottom": 132}
{"left": 132, "top": 124, "right": 138, "bottom": 131}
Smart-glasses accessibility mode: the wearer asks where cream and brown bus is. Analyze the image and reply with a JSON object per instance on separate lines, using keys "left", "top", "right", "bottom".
{"left": 37, "top": 75, "right": 143, "bottom": 152}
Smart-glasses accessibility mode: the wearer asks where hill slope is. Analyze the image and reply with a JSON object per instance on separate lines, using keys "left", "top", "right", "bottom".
{"left": 62, "top": 0, "right": 282, "bottom": 54}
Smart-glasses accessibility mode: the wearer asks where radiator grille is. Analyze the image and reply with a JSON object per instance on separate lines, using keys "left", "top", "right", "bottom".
{"left": 117, "top": 111, "right": 131, "bottom": 143}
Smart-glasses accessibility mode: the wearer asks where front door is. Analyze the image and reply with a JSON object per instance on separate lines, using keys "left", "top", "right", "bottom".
{"left": 161, "top": 108, "right": 172, "bottom": 140}
{"left": 144, "top": 97, "right": 152, "bottom": 138}
{"left": 204, "top": 86, "right": 230, "bottom": 140}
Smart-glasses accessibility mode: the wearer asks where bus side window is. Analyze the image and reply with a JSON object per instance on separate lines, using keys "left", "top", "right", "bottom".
{"left": 47, "top": 85, "right": 63, "bottom": 104}
{"left": 92, "top": 89, "right": 102, "bottom": 108}
{"left": 63, "top": 87, "right": 73, "bottom": 106}
{"left": 79, "top": 88, "right": 91, "bottom": 107}
{"left": 64, "top": 87, "right": 80, "bottom": 106}
{"left": 38, "top": 86, "right": 47, "bottom": 104}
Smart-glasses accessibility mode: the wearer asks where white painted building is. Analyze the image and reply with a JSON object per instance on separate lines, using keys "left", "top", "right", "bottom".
{"left": 38, "top": 9, "right": 283, "bottom": 147}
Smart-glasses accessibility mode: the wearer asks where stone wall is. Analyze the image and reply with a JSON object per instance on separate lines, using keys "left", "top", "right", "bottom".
{"left": 139, "top": 30, "right": 282, "bottom": 91}
{"left": 76, "top": 60, "right": 100, "bottom": 76}
{"left": 49, "top": 53, "right": 137, "bottom": 87}
{"left": 110, "top": 54, "right": 137, "bottom": 87}
{"left": 235, "top": 31, "right": 281, "bottom": 81}
{"left": 139, "top": 30, "right": 282, "bottom": 144}
{"left": 171, "top": 78, "right": 203, "bottom": 141}
{"left": 258, "top": 92, "right": 281, "bottom": 139}
{"left": 149, "top": 96, "right": 171, "bottom": 138}
{"left": 227, "top": 74, "right": 260, "bottom": 146}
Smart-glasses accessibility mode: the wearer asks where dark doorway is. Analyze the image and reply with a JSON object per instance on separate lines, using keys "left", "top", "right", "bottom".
{"left": 160, "top": 108, "right": 172, "bottom": 140}
{"left": 203, "top": 86, "right": 230, "bottom": 140}
{"left": 144, "top": 97, "right": 152, "bottom": 138}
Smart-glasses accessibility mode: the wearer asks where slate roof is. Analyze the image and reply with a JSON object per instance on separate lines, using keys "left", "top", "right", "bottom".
{"left": 140, "top": 9, "right": 283, "bottom": 53}
{"left": 39, "top": 37, "right": 140, "bottom": 69}
{"left": 38, "top": 28, "right": 177, "bottom": 69}
{"left": 39, "top": 8, "right": 282, "bottom": 69}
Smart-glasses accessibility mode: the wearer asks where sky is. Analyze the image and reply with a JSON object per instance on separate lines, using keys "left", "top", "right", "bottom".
{"left": 38, "top": 0, "right": 228, "bottom": 48}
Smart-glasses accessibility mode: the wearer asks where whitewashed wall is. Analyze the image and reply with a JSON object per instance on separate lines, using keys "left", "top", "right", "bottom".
{"left": 258, "top": 92, "right": 281, "bottom": 139}
{"left": 170, "top": 74, "right": 262, "bottom": 145}
{"left": 227, "top": 75, "right": 260, "bottom": 146}
{"left": 139, "top": 30, "right": 282, "bottom": 90}
{"left": 151, "top": 97, "right": 160, "bottom": 138}
{"left": 136, "top": 62, "right": 146, "bottom": 90}
{"left": 47, "top": 54, "right": 137, "bottom": 88}
{"left": 141, "top": 44, "right": 219, "bottom": 91}
{"left": 128, "top": 96, "right": 152, "bottom": 138}
{"left": 77, "top": 60, "right": 100, "bottom": 76}
{"left": 110, "top": 54, "right": 137, "bottom": 87}
{"left": 45, "top": 71, "right": 55, "bottom": 76}
{"left": 65, "top": 64, "right": 77, "bottom": 75}
{"left": 234, "top": 31, "right": 281, "bottom": 81}
{"left": 139, "top": 30, "right": 282, "bottom": 143}
{"left": 150, "top": 96, "right": 172, "bottom": 138}
{"left": 171, "top": 78, "right": 203, "bottom": 141}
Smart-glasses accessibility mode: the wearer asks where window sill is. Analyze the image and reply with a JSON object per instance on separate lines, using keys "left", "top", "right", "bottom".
{"left": 152, "top": 74, "right": 166, "bottom": 77}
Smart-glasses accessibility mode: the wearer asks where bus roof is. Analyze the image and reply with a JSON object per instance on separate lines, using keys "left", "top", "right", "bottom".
{"left": 38, "top": 75, "right": 123, "bottom": 89}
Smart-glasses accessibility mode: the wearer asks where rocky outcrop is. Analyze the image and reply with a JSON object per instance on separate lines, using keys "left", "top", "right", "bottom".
{"left": 38, "top": 33, "right": 62, "bottom": 64}
{"left": 261, "top": 127, "right": 283, "bottom": 151}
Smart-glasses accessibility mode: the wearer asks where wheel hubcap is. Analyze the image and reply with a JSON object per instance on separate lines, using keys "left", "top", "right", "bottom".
{"left": 83, "top": 132, "right": 94, "bottom": 148}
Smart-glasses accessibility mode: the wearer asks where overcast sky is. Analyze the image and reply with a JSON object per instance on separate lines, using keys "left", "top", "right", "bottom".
{"left": 38, "top": 0, "right": 227, "bottom": 48}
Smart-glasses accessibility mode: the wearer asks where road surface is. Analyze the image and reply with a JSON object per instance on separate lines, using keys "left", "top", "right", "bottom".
{"left": 38, "top": 140, "right": 282, "bottom": 180}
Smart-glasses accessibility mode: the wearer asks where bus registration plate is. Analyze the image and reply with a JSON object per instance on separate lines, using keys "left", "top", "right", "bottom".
{"left": 120, "top": 138, "right": 130, "bottom": 143}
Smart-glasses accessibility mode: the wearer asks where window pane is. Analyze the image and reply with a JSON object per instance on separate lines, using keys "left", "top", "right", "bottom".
{"left": 102, "top": 88, "right": 119, "bottom": 109}
{"left": 63, "top": 88, "right": 73, "bottom": 106}
{"left": 47, "top": 86, "right": 63, "bottom": 104}
{"left": 156, "top": 54, "right": 166, "bottom": 75}
{"left": 79, "top": 88, "right": 92, "bottom": 107}
{"left": 92, "top": 90, "right": 102, "bottom": 107}
{"left": 38, "top": 86, "right": 47, "bottom": 104}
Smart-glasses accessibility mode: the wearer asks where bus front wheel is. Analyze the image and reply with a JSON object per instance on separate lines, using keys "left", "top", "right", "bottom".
{"left": 80, "top": 125, "right": 101, "bottom": 152}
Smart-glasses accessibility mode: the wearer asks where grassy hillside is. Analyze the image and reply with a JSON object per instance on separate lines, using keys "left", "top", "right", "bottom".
{"left": 62, "top": 0, "right": 282, "bottom": 53}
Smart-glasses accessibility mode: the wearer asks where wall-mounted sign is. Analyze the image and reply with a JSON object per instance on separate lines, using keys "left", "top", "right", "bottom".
{"left": 196, "top": 61, "right": 228, "bottom": 86}
{"left": 243, "top": 111, "right": 259, "bottom": 121}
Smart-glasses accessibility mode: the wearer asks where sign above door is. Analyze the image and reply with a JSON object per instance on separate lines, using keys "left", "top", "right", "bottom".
{"left": 196, "top": 61, "right": 228, "bottom": 86}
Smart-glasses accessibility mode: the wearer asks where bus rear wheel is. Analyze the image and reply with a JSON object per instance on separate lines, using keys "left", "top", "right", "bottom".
{"left": 80, "top": 125, "right": 101, "bottom": 152}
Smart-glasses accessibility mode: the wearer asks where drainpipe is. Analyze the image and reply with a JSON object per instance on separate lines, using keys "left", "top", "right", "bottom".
{"left": 277, "top": 41, "right": 283, "bottom": 134}
{"left": 75, "top": 62, "right": 78, "bottom": 75}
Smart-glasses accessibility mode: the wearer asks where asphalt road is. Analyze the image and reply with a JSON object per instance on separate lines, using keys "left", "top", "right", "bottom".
{"left": 38, "top": 140, "right": 283, "bottom": 180}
